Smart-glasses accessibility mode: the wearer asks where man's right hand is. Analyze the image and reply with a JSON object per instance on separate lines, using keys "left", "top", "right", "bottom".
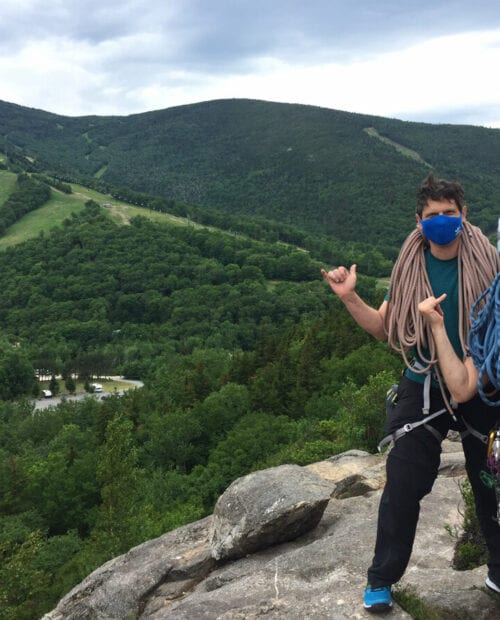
{"left": 321, "top": 264, "right": 357, "bottom": 298}
{"left": 418, "top": 293, "right": 447, "bottom": 326}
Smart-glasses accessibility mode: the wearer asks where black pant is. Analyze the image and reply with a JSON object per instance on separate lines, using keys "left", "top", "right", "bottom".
{"left": 367, "top": 375, "right": 500, "bottom": 587}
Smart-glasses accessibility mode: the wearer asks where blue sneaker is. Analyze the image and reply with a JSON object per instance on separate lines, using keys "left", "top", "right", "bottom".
{"left": 363, "top": 585, "right": 392, "bottom": 613}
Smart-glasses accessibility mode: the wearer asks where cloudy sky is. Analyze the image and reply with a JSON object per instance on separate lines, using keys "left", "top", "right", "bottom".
{"left": 2, "top": 0, "right": 500, "bottom": 126}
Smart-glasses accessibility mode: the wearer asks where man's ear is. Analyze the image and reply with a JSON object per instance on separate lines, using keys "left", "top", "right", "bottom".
{"left": 462, "top": 205, "right": 467, "bottom": 221}
{"left": 415, "top": 213, "right": 422, "bottom": 230}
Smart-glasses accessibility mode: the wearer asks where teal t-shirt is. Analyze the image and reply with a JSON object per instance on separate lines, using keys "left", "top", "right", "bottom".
{"left": 404, "top": 248, "right": 461, "bottom": 385}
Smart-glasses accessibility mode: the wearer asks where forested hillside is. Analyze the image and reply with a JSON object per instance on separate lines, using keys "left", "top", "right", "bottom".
{"left": 0, "top": 203, "right": 328, "bottom": 377}
{"left": 0, "top": 201, "right": 403, "bottom": 618}
{"left": 1, "top": 98, "right": 499, "bottom": 249}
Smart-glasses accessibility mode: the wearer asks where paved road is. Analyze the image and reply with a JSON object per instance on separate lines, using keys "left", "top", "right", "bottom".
{"left": 32, "top": 378, "right": 144, "bottom": 411}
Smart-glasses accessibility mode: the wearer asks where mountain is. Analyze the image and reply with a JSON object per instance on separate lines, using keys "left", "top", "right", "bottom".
{"left": 1, "top": 98, "right": 499, "bottom": 248}
{"left": 2, "top": 99, "right": 498, "bottom": 618}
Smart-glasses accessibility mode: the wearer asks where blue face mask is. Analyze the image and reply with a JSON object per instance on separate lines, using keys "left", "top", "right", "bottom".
{"left": 420, "top": 214, "right": 463, "bottom": 246}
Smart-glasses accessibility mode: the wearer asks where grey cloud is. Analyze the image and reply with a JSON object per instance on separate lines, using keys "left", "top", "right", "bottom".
{"left": 3, "top": 0, "right": 500, "bottom": 121}
{"left": 402, "top": 104, "right": 500, "bottom": 128}
{"left": 141, "top": 0, "right": 500, "bottom": 71}
{"left": 4, "top": 0, "right": 500, "bottom": 69}
{"left": 0, "top": 0, "right": 150, "bottom": 49}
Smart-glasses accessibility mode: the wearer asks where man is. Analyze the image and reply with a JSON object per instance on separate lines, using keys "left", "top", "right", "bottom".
{"left": 321, "top": 174, "right": 500, "bottom": 613}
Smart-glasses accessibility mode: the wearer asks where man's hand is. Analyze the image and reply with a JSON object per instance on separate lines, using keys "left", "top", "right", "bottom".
{"left": 321, "top": 264, "right": 357, "bottom": 298}
{"left": 418, "top": 293, "right": 447, "bottom": 326}
{"left": 321, "top": 264, "right": 387, "bottom": 339}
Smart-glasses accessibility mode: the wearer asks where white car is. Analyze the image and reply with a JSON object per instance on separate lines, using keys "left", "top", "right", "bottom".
{"left": 91, "top": 383, "right": 103, "bottom": 393}
{"left": 42, "top": 389, "right": 52, "bottom": 398}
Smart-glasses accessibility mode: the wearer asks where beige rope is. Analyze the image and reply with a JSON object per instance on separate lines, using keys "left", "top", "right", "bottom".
{"left": 384, "top": 220, "right": 499, "bottom": 380}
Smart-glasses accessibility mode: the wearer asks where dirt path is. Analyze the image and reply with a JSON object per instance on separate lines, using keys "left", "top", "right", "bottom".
{"left": 72, "top": 191, "right": 131, "bottom": 225}
{"left": 107, "top": 204, "right": 130, "bottom": 224}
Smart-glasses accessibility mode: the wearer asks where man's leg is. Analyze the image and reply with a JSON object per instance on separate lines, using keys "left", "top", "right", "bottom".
{"left": 367, "top": 427, "right": 442, "bottom": 586}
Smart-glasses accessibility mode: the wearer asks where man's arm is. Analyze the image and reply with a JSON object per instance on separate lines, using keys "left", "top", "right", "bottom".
{"left": 321, "top": 264, "right": 387, "bottom": 340}
{"left": 418, "top": 294, "right": 479, "bottom": 402}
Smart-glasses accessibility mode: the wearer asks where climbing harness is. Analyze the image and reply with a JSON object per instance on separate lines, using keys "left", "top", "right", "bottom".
{"left": 461, "top": 418, "right": 489, "bottom": 445}
{"left": 377, "top": 406, "right": 447, "bottom": 453}
{"left": 377, "top": 373, "right": 450, "bottom": 453}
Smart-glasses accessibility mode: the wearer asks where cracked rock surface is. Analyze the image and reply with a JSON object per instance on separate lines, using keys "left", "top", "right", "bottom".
{"left": 43, "top": 442, "right": 500, "bottom": 619}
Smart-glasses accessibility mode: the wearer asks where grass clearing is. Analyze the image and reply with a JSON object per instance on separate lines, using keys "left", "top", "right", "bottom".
{"left": 70, "top": 183, "right": 198, "bottom": 228}
{"left": 364, "top": 127, "right": 432, "bottom": 167}
{"left": 0, "top": 179, "right": 205, "bottom": 250}
{"left": 94, "top": 165, "right": 108, "bottom": 178}
{"left": 0, "top": 169, "right": 18, "bottom": 207}
{"left": 104, "top": 201, "right": 195, "bottom": 227}
{"left": 0, "top": 190, "right": 86, "bottom": 249}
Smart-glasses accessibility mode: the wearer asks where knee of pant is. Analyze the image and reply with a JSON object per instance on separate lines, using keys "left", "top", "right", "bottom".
{"left": 386, "top": 456, "right": 436, "bottom": 500}
{"left": 387, "top": 432, "right": 441, "bottom": 472}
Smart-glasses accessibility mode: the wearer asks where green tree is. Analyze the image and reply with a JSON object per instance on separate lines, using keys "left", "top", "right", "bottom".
{"left": 25, "top": 424, "right": 99, "bottom": 535}
{"left": 92, "top": 416, "right": 143, "bottom": 557}
{"left": 49, "top": 375, "right": 60, "bottom": 396}
{"left": 0, "top": 342, "right": 36, "bottom": 401}
{"left": 195, "top": 412, "right": 299, "bottom": 505}
{"left": 65, "top": 375, "right": 76, "bottom": 394}
{"left": 142, "top": 408, "right": 203, "bottom": 472}
{"left": 0, "top": 452, "right": 28, "bottom": 514}
{"left": 193, "top": 383, "right": 251, "bottom": 448}
{"left": 328, "top": 370, "right": 398, "bottom": 453}
{"left": 321, "top": 342, "right": 402, "bottom": 395}
{"left": 0, "top": 530, "right": 50, "bottom": 620}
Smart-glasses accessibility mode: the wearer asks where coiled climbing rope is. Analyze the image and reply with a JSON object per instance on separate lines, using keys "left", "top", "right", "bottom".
{"left": 384, "top": 220, "right": 499, "bottom": 411}
{"left": 385, "top": 221, "right": 498, "bottom": 367}
{"left": 468, "top": 272, "right": 500, "bottom": 406}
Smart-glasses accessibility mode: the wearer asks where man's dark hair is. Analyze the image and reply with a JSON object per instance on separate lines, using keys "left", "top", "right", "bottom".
{"left": 416, "top": 173, "right": 465, "bottom": 216}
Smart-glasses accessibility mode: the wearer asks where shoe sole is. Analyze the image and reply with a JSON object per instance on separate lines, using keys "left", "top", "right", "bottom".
{"left": 363, "top": 602, "right": 393, "bottom": 613}
{"left": 486, "top": 577, "right": 500, "bottom": 594}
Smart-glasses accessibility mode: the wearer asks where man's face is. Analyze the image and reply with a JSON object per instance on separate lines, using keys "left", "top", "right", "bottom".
{"left": 420, "top": 198, "right": 463, "bottom": 221}
{"left": 417, "top": 198, "right": 466, "bottom": 228}
{"left": 416, "top": 198, "right": 467, "bottom": 249}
